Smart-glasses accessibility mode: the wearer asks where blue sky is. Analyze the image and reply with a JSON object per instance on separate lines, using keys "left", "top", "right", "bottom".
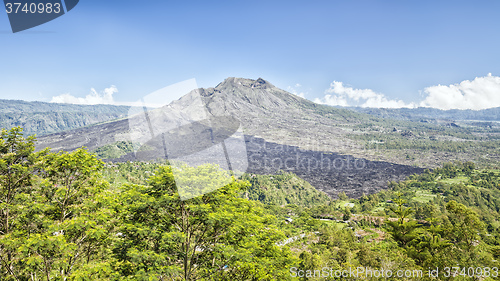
{"left": 1, "top": 0, "right": 500, "bottom": 109}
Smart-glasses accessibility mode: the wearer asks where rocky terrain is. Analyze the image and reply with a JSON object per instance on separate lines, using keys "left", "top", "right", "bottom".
{"left": 244, "top": 136, "right": 423, "bottom": 198}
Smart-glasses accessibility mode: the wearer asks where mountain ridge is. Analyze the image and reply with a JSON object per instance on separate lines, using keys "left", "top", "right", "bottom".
{"left": 347, "top": 106, "right": 500, "bottom": 122}
{"left": 0, "top": 99, "right": 135, "bottom": 136}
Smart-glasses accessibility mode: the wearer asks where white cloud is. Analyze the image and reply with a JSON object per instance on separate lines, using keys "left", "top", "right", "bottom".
{"left": 316, "top": 74, "right": 500, "bottom": 110}
{"left": 287, "top": 84, "right": 306, "bottom": 98}
{"left": 420, "top": 73, "right": 500, "bottom": 110}
{"left": 51, "top": 85, "right": 118, "bottom": 105}
{"left": 314, "top": 81, "right": 415, "bottom": 108}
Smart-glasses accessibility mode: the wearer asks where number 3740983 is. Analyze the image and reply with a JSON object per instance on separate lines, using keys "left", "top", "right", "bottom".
{"left": 5, "top": 2, "right": 62, "bottom": 14}
{"left": 443, "top": 267, "right": 498, "bottom": 278}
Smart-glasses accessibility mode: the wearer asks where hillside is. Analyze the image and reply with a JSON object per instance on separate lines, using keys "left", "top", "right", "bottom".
{"left": 0, "top": 99, "right": 134, "bottom": 136}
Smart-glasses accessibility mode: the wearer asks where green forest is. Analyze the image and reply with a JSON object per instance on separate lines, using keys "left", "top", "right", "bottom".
{"left": 1, "top": 127, "right": 500, "bottom": 280}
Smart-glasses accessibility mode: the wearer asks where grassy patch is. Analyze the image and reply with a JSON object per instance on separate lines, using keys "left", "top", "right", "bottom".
{"left": 319, "top": 220, "right": 345, "bottom": 229}
{"left": 335, "top": 200, "right": 355, "bottom": 208}
{"left": 438, "top": 175, "right": 469, "bottom": 185}
{"left": 412, "top": 190, "right": 437, "bottom": 203}
{"left": 371, "top": 203, "right": 387, "bottom": 214}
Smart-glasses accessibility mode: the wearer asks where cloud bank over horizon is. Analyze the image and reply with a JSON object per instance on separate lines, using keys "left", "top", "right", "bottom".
{"left": 315, "top": 74, "right": 500, "bottom": 110}
{"left": 314, "top": 81, "right": 416, "bottom": 109}
{"left": 51, "top": 86, "right": 118, "bottom": 105}
{"left": 419, "top": 73, "right": 500, "bottom": 110}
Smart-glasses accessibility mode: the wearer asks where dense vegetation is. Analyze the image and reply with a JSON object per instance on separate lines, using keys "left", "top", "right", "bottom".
{"left": 92, "top": 141, "right": 154, "bottom": 160}
{"left": 240, "top": 173, "right": 330, "bottom": 208}
{"left": 2, "top": 127, "right": 500, "bottom": 280}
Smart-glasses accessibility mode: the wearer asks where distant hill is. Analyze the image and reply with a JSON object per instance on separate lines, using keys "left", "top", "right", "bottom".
{"left": 346, "top": 106, "right": 500, "bottom": 122}
{"left": 0, "top": 100, "right": 134, "bottom": 136}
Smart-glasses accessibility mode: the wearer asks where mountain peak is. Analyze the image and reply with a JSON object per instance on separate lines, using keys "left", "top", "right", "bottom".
{"left": 215, "top": 77, "right": 275, "bottom": 90}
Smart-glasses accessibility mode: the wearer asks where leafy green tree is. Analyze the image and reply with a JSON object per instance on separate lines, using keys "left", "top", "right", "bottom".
{"left": 406, "top": 219, "right": 452, "bottom": 268}
{"left": 297, "top": 251, "right": 322, "bottom": 281}
{"left": 414, "top": 202, "right": 438, "bottom": 220}
{"left": 114, "top": 164, "right": 296, "bottom": 280}
{"left": 461, "top": 161, "right": 475, "bottom": 176}
{"left": 0, "top": 127, "right": 48, "bottom": 280}
{"left": 342, "top": 208, "right": 351, "bottom": 221}
{"left": 27, "top": 148, "right": 115, "bottom": 279}
{"left": 337, "top": 192, "right": 348, "bottom": 201}
{"left": 356, "top": 243, "right": 379, "bottom": 268}
{"left": 445, "top": 200, "right": 484, "bottom": 250}
{"left": 0, "top": 128, "right": 115, "bottom": 280}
